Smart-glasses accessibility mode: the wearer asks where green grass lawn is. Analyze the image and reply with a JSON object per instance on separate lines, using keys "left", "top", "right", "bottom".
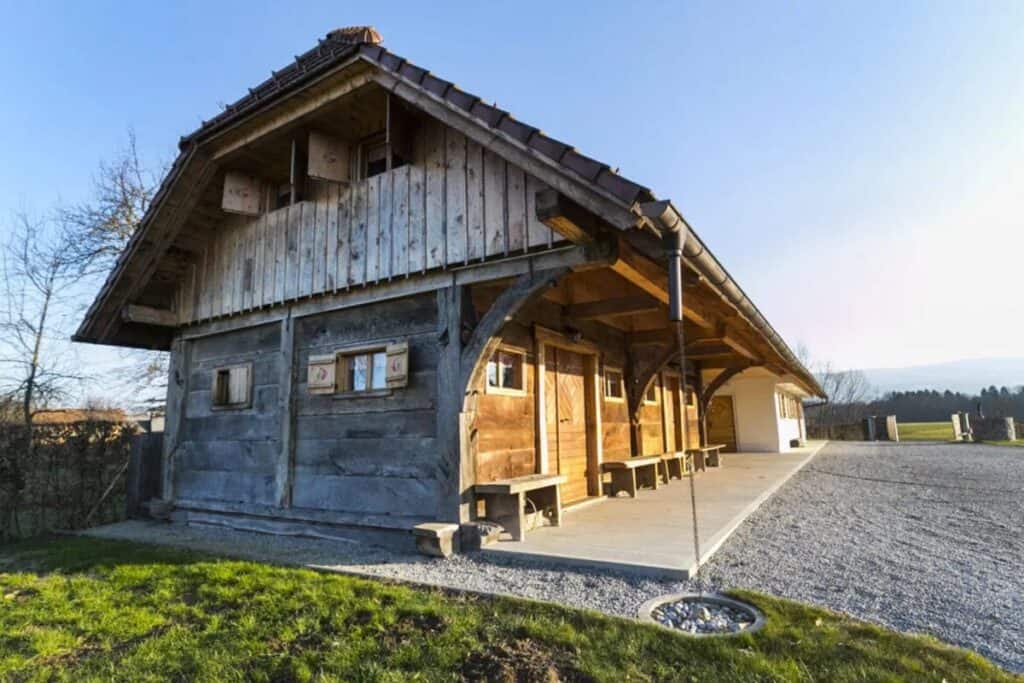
{"left": 1, "top": 537, "right": 1018, "bottom": 682}
{"left": 898, "top": 422, "right": 955, "bottom": 441}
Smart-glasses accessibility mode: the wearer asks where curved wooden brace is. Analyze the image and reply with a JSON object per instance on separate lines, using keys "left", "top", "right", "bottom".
{"left": 458, "top": 267, "right": 571, "bottom": 401}
{"left": 627, "top": 343, "right": 681, "bottom": 421}
{"left": 436, "top": 267, "right": 571, "bottom": 523}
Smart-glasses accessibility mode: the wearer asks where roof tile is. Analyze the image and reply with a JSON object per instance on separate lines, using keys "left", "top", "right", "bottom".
{"left": 398, "top": 61, "right": 428, "bottom": 84}
{"left": 560, "top": 150, "right": 607, "bottom": 182}
{"left": 469, "top": 101, "right": 506, "bottom": 127}
{"left": 528, "top": 134, "right": 572, "bottom": 163}
{"left": 497, "top": 116, "right": 537, "bottom": 144}
{"left": 445, "top": 86, "right": 479, "bottom": 112}
{"left": 421, "top": 73, "right": 450, "bottom": 98}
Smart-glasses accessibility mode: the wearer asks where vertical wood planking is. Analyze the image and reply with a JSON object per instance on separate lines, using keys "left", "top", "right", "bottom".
{"left": 325, "top": 184, "right": 338, "bottom": 292}
{"left": 424, "top": 121, "right": 446, "bottom": 269}
{"left": 445, "top": 130, "right": 467, "bottom": 264}
{"left": 336, "top": 185, "right": 350, "bottom": 290}
{"left": 233, "top": 220, "right": 244, "bottom": 313}
{"left": 392, "top": 166, "right": 410, "bottom": 278}
{"left": 285, "top": 204, "right": 300, "bottom": 301}
{"left": 466, "top": 140, "right": 485, "bottom": 261}
{"left": 312, "top": 189, "right": 326, "bottom": 295}
{"left": 244, "top": 217, "right": 256, "bottom": 310}
{"left": 252, "top": 214, "right": 263, "bottom": 309}
{"left": 198, "top": 248, "right": 208, "bottom": 321}
{"left": 408, "top": 164, "right": 426, "bottom": 273}
{"left": 368, "top": 176, "right": 385, "bottom": 286}
{"left": 220, "top": 230, "right": 228, "bottom": 316}
{"left": 379, "top": 170, "right": 393, "bottom": 281}
{"left": 263, "top": 211, "right": 275, "bottom": 307}
{"left": 300, "top": 199, "right": 316, "bottom": 297}
{"left": 483, "top": 151, "right": 506, "bottom": 257}
{"left": 506, "top": 166, "right": 527, "bottom": 253}
{"left": 274, "top": 208, "right": 287, "bottom": 303}
{"left": 526, "top": 175, "right": 553, "bottom": 249}
{"left": 350, "top": 178, "right": 367, "bottom": 286}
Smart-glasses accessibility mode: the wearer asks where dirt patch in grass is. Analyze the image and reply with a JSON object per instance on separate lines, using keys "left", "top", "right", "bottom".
{"left": 459, "top": 638, "right": 593, "bottom": 683}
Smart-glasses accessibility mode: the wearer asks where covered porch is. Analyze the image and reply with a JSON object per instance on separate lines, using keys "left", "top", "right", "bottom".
{"left": 482, "top": 442, "right": 826, "bottom": 578}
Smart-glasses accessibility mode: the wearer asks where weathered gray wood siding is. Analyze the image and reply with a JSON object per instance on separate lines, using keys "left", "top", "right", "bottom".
{"left": 175, "top": 119, "right": 563, "bottom": 324}
{"left": 290, "top": 293, "right": 442, "bottom": 523}
{"left": 175, "top": 323, "right": 282, "bottom": 505}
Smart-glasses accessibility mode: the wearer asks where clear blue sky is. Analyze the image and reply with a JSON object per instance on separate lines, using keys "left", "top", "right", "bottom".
{"left": 1, "top": 1, "right": 1021, "bottom": 394}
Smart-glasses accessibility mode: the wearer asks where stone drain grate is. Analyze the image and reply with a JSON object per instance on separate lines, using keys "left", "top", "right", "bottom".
{"left": 638, "top": 593, "right": 765, "bottom": 636}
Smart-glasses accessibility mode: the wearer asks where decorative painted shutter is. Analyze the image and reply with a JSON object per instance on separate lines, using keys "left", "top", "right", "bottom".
{"left": 385, "top": 342, "right": 409, "bottom": 388}
{"left": 307, "top": 354, "right": 337, "bottom": 394}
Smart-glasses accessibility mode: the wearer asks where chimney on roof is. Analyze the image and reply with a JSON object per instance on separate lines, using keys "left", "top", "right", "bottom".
{"left": 326, "top": 26, "right": 383, "bottom": 45}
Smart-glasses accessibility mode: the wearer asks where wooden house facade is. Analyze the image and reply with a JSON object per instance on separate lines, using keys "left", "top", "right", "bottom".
{"left": 76, "top": 27, "right": 823, "bottom": 543}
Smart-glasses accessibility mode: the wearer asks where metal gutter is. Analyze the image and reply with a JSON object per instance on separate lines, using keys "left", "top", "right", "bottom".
{"left": 636, "top": 201, "right": 824, "bottom": 398}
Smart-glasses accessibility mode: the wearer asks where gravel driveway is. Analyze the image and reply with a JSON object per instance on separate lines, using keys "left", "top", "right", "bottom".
{"left": 85, "top": 441, "right": 1024, "bottom": 672}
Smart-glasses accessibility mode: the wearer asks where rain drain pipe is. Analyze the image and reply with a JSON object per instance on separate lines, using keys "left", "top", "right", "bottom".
{"left": 639, "top": 201, "right": 702, "bottom": 572}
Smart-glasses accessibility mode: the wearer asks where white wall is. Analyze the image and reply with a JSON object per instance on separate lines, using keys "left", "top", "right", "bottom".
{"left": 713, "top": 375, "right": 782, "bottom": 452}
{"left": 705, "top": 369, "right": 808, "bottom": 453}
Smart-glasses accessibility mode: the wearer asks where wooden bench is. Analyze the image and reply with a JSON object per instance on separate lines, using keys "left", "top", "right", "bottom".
{"left": 601, "top": 455, "right": 662, "bottom": 497}
{"left": 659, "top": 451, "right": 693, "bottom": 483}
{"left": 474, "top": 473, "right": 567, "bottom": 542}
{"left": 687, "top": 444, "right": 726, "bottom": 471}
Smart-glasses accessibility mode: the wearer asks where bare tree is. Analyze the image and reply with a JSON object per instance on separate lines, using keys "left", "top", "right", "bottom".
{"left": 0, "top": 214, "right": 85, "bottom": 428}
{"left": 62, "top": 130, "right": 169, "bottom": 400}
{"left": 60, "top": 130, "right": 158, "bottom": 274}
{"left": 0, "top": 214, "right": 87, "bottom": 538}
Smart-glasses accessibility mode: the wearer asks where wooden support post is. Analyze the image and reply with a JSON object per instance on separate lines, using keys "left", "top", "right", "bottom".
{"left": 275, "top": 310, "right": 297, "bottom": 507}
{"left": 437, "top": 285, "right": 468, "bottom": 523}
{"left": 161, "top": 337, "right": 189, "bottom": 502}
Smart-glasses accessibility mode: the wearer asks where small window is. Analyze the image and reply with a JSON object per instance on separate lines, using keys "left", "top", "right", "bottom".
{"left": 604, "top": 368, "right": 624, "bottom": 401}
{"left": 644, "top": 381, "right": 659, "bottom": 404}
{"left": 486, "top": 349, "right": 525, "bottom": 395}
{"left": 336, "top": 349, "right": 388, "bottom": 393}
{"left": 212, "top": 364, "right": 252, "bottom": 409}
{"left": 686, "top": 390, "right": 696, "bottom": 407}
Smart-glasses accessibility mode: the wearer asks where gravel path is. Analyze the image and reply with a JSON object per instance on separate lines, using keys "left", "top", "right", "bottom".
{"left": 85, "top": 441, "right": 1024, "bottom": 672}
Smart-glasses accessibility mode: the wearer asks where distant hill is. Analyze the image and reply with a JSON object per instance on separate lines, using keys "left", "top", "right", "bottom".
{"left": 861, "top": 357, "right": 1024, "bottom": 396}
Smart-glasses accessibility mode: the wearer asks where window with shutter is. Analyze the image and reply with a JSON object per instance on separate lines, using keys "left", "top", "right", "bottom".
{"left": 212, "top": 363, "right": 253, "bottom": 409}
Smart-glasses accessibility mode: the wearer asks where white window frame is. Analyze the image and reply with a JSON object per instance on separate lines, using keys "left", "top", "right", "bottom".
{"left": 603, "top": 366, "right": 625, "bottom": 402}
{"left": 643, "top": 379, "right": 660, "bottom": 405}
{"left": 485, "top": 346, "right": 527, "bottom": 396}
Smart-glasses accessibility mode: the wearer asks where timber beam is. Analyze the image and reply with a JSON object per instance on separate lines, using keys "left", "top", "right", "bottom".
{"left": 565, "top": 295, "right": 661, "bottom": 321}
{"left": 535, "top": 189, "right": 600, "bottom": 243}
{"left": 610, "top": 239, "right": 714, "bottom": 329}
{"left": 122, "top": 304, "right": 178, "bottom": 327}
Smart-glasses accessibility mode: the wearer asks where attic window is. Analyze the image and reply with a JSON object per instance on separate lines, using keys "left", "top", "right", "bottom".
{"left": 361, "top": 131, "right": 410, "bottom": 180}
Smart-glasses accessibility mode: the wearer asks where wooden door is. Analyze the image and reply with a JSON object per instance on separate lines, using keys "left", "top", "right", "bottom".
{"left": 545, "top": 347, "right": 590, "bottom": 503}
{"left": 707, "top": 395, "right": 738, "bottom": 452}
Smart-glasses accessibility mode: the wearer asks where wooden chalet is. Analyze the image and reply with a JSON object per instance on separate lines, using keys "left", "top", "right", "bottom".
{"left": 76, "top": 26, "right": 824, "bottom": 547}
